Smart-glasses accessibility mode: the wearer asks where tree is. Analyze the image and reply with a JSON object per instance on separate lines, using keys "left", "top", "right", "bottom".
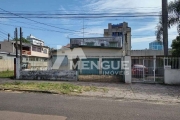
{"left": 13, "top": 37, "right": 30, "bottom": 43}
{"left": 155, "top": 0, "right": 180, "bottom": 47}
{"left": 171, "top": 36, "right": 180, "bottom": 56}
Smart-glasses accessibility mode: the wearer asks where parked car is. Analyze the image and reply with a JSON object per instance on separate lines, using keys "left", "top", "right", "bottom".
{"left": 132, "top": 64, "right": 148, "bottom": 78}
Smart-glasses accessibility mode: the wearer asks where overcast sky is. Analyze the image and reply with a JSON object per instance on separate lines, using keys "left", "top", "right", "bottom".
{"left": 0, "top": 0, "right": 178, "bottom": 49}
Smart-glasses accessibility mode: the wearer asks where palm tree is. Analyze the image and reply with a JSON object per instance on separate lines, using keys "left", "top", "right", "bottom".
{"left": 156, "top": 0, "right": 180, "bottom": 41}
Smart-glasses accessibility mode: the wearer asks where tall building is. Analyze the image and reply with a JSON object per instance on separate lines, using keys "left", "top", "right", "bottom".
{"left": 104, "top": 22, "right": 131, "bottom": 55}
{"left": 149, "top": 40, "right": 163, "bottom": 50}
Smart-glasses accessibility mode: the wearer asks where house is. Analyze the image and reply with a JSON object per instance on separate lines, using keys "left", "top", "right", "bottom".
{"left": 0, "top": 35, "right": 49, "bottom": 71}
{"left": 51, "top": 36, "right": 126, "bottom": 82}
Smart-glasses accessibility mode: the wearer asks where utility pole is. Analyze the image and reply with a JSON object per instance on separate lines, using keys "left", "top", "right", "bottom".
{"left": 83, "top": 18, "right": 84, "bottom": 39}
{"left": 162, "top": 0, "right": 168, "bottom": 56}
{"left": 15, "top": 28, "right": 18, "bottom": 58}
{"left": 8, "top": 33, "right": 10, "bottom": 41}
{"left": 20, "top": 27, "right": 22, "bottom": 69}
{"left": 82, "top": 18, "right": 85, "bottom": 44}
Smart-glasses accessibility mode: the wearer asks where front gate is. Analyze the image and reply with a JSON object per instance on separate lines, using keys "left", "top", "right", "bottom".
{"left": 131, "top": 57, "right": 164, "bottom": 83}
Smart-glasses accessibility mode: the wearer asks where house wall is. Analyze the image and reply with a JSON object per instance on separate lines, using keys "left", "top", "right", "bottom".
{"left": 0, "top": 53, "right": 49, "bottom": 71}
{"left": 130, "top": 50, "right": 165, "bottom": 56}
{"left": 0, "top": 54, "right": 15, "bottom": 71}
{"left": 52, "top": 47, "right": 124, "bottom": 82}
{"left": 0, "top": 41, "right": 15, "bottom": 53}
{"left": 31, "top": 51, "right": 49, "bottom": 58}
{"left": 54, "top": 47, "right": 123, "bottom": 57}
{"left": 52, "top": 47, "right": 123, "bottom": 70}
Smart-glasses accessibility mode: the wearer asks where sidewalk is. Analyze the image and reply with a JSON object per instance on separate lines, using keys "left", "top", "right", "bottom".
{"left": 0, "top": 111, "right": 67, "bottom": 120}
{"left": 0, "top": 78, "right": 180, "bottom": 103}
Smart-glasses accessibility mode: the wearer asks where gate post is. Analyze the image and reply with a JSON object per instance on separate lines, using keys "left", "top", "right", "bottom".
{"left": 123, "top": 56, "right": 132, "bottom": 83}
{"left": 153, "top": 56, "right": 156, "bottom": 82}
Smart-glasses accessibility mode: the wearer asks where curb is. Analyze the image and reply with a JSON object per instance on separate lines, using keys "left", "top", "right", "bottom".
{"left": 0, "top": 88, "right": 180, "bottom": 104}
{"left": 0, "top": 88, "right": 59, "bottom": 94}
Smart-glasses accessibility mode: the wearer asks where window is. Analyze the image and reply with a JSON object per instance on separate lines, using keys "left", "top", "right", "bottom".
{"left": 109, "top": 42, "right": 118, "bottom": 47}
{"left": 43, "top": 49, "right": 47, "bottom": 54}
{"left": 32, "top": 46, "right": 36, "bottom": 51}
{"left": 37, "top": 47, "right": 41, "bottom": 52}
{"left": 86, "top": 42, "right": 94, "bottom": 46}
{"left": 29, "top": 57, "right": 35, "bottom": 61}
{"left": 0, "top": 44, "right": 1, "bottom": 49}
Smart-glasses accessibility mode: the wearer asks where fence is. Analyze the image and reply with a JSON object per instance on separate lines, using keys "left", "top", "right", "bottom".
{"left": 0, "top": 54, "right": 15, "bottom": 72}
{"left": 131, "top": 56, "right": 164, "bottom": 83}
{"left": 164, "top": 57, "right": 180, "bottom": 84}
{"left": 164, "top": 57, "right": 180, "bottom": 69}
{"left": 19, "top": 70, "right": 77, "bottom": 81}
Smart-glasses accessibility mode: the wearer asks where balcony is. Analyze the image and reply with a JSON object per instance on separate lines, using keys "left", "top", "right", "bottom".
{"left": 22, "top": 50, "right": 31, "bottom": 55}
{"left": 70, "top": 37, "right": 122, "bottom": 49}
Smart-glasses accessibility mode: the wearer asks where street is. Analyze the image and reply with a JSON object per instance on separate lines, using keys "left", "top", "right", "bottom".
{"left": 0, "top": 91, "right": 180, "bottom": 120}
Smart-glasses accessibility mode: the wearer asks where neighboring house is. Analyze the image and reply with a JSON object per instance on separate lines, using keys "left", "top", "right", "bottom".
{"left": 0, "top": 40, "right": 16, "bottom": 53}
{"left": 0, "top": 35, "right": 49, "bottom": 71}
{"left": 149, "top": 40, "right": 163, "bottom": 50}
{"left": 27, "top": 34, "right": 44, "bottom": 46}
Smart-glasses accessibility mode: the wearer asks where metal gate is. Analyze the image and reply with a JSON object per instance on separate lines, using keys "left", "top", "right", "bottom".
{"left": 102, "top": 58, "right": 121, "bottom": 75}
{"left": 132, "top": 57, "right": 164, "bottom": 83}
{"left": 80, "top": 58, "right": 99, "bottom": 75}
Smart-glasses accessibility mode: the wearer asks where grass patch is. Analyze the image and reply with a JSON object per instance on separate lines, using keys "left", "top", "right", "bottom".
{"left": 0, "top": 70, "right": 14, "bottom": 78}
{"left": 0, "top": 82, "right": 108, "bottom": 94}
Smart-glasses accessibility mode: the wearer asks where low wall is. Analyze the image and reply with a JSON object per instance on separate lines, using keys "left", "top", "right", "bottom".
{"left": 0, "top": 60, "right": 14, "bottom": 71}
{"left": 78, "top": 75, "right": 124, "bottom": 82}
{"left": 19, "top": 70, "right": 77, "bottom": 81}
{"left": 164, "top": 69, "right": 180, "bottom": 85}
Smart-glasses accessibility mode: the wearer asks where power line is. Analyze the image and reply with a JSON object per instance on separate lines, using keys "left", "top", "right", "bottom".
{"left": 0, "top": 22, "right": 75, "bottom": 33}
{"left": 0, "top": 22, "right": 105, "bottom": 35}
{"left": 0, "top": 30, "right": 8, "bottom": 36}
{"left": 0, "top": 15, "right": 161, "bottom": 18}
{"left": 0, "top": 12, "right": 160, "bottom": 15}
{"left": 0, "top": 8, "right": 83, "bottom": 33}
{"left": 0, "top": 7, "right": 161, "bottom": 13}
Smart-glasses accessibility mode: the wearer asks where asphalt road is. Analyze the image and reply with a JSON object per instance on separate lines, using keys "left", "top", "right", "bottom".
{"left": 0, "top": 91, "right": 180, "bottom": 120}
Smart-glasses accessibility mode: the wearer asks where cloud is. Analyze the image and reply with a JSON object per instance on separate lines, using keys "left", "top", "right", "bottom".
{"left": 132, "top": 36, "right": 156, "bottom": 43}
{"left": 84, "top": 0, "right": 162, "bottom": 14}
{"left": 132, "top": 26, "right": 178, "bottom": 46}
{"left": 60, "top": 0, "right": 178, "bottom": 49}
{"left": 0, "top": 15, "right": 8, "bottom": 22}
{"left": 66, "top": 26, "right": 104, "bottom": 38}
{"left": 134, "top": 24, "right": 156, "bottom": 32}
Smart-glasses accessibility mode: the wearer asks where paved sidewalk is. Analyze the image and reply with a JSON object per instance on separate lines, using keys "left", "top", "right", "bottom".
{"left": 0, "top": 111, "right": 67, "bottom": 120}
{"left": 0, "top": 78, "right": 180, "bottom": 103}
{"left": 80, "top": 82, "right": 180, "bottom": 103}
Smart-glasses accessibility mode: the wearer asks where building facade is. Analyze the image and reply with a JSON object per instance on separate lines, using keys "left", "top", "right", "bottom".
{"left": 104, "top": 22, "right": 131, "bottom": 55}
{"left": 0, "top": 36, "right": 49, "bottom": 71}
{"left": 149, "top": 40, "right": 163, "bottom": 50}
{"left": 27, "top": 34, "right": 44, "bottom": 46}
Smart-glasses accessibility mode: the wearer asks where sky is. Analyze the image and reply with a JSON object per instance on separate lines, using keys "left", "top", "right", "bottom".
{"left": 0, "top": 0, "right": 179, "bottom": 50}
